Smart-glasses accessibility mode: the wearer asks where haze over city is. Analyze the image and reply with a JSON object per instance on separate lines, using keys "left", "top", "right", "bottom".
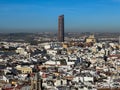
{"left": 0, "top": 0, "right": 120, "bottom": 32}
{"left": 1, "top": 0, "right": 120, "bottom": 90}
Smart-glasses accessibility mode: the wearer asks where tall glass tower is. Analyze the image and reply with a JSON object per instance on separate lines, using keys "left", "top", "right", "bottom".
{"left": 58, "top": 15, "right": 64, "bottom": 42}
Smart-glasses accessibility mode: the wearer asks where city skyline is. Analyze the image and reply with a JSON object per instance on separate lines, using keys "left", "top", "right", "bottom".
{"left": 0, "top": 0, "right": 120, "bottom": 32}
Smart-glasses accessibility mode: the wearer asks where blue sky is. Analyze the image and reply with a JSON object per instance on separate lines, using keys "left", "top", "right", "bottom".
{"left": 0, "top": 0, "right": 120, "bottom": 32}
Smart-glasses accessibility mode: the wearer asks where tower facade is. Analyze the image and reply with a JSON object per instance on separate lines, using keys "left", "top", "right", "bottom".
{"left": 31, "top": 73, "right": 42, "bottom": 90}
{"left": 58, "top": 15, "right": 64, "bottom": 42}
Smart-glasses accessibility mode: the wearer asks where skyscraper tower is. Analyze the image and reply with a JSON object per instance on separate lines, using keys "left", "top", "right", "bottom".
{"left": 58, "top": 15, "right": 64, "bottom": 42}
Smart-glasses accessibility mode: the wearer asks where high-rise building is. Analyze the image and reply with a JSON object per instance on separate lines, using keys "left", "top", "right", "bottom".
{"left": 58, "top": 15, "right": 64, "bottom": 42}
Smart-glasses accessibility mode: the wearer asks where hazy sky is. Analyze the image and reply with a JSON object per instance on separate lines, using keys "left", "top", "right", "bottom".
{"left": 0, "top": 0, "right": 120, "bottom": 32}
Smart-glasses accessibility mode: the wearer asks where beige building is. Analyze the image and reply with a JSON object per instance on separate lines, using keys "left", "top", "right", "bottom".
{"left": 16, "top": 66, "right": 32, "bottom": 74}
{"left": 16, "top": 47, "right": 28, "bottom": 56}
{"left": 62, "top": 43, "right": 69, "bottom": 48}
{"left": 86, "top": 35, "right": 96, "bottom": 43}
